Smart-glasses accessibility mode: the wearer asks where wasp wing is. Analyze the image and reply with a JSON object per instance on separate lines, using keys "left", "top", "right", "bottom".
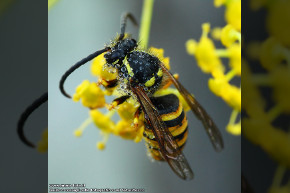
{"left": 132, "top": 86, "right": 194, "bottom": 180}
{"left": 160, "top": 63, "right": 224, "bottom": 152}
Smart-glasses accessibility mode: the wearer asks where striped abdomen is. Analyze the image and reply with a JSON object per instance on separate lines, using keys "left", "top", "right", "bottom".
{"left": 143, "top": 94, "right": 188, "bottom": 161}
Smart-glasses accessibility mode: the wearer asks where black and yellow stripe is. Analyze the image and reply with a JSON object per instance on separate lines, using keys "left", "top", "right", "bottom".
{"left": 143, "top": 94, "right": 188, "bottom": 161}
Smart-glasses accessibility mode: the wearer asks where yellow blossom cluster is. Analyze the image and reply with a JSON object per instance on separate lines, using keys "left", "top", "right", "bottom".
{"left": 72, "top": 47, "right": 187, "bottom": 150}
{"left": 186, "top": 0, "right": 241, "bottom": 135}
{"left": 243, "top": 0, "right": 290, "bottom": 192}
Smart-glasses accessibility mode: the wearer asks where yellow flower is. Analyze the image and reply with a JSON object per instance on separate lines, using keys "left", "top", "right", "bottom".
{"left": 91, "top": 53, "right": 105, "bottom": 77}
{"left": 97, "top": 142, "right": 106, "bottom": 150}
{"left": 36, "top": 128, "right": 48, "bottom": 153}
{"left": 114, "top": 119, "right": 144, "bottom": 142}
{"left": 269, "top": 186, "right": 290, "bottom": 193}
{"left": 208, "top": 76, "right": 227, "bottom": 97}
{"left": 242, "top": 41, "right": 290, "bottom": 170}
{"left": 225, "top": 0, "right": 241, "bottom": 31}
{"left": 259, "top": 37, "right": 285, "bottom": 71}
{"left": 221, "top": 24, "right": 240, "bottom": 47}
{"left": 187, "top": 17, "right": 241, "bottom": 136}
{"left": 149, "top": 47, "right": 171, "bottom": 70}
{"left": 270, "top": 66, "right": 290, "bottom": 112}
{"left": 91, "top": 53, "right": 118, "bottom": 81}
{"left": 226, "top": 123, "right": 241, "bottom": 135}
{"left": 246, "top": 41, "right": 262, "bottom": 60}
{"left": 73, "top": 80, "right": 106, "bottom": 109}
{"left": 96, "top": 131, "right": 109, "bottom": 151}
{"left": 74, "top": 117, "right": 93, "bottom": 137}
{"left": 214, "top": 0, "right": 226, "bottom": 7}
{"left": 211, "top": 27, "right": 222, "bottom": 40}
{"left": 228, "top": 43, "right": 241, "bottom": 76}
{"left": 90, "top": 110, "right": 115, "bottom": 133}
{"left": 117, "top": 100, "right": 138, "bottom": 121}
{"left": 267, "top": 0, "right": 290, "bottom": 46}
{"left": 74, "top": 129, "right": 83, "bottom": 137}
{"left": 209, "top": 78, "right": 241, "bottom": 111}
{"left": 186, "top": 23, "right": 224, "bottom": 74}
{"left": 222, "top": 85, "right": 241, "bottom": 111}
{"left": 243, "top": 118, "right": 290, "bottom": 169}
{"left": 241, "top": 62, "right": 266, "bottom": 115}
{"left": 249, "top": 0, "right": 268, "bottom": 10}
{"left": 186, "top": 39, "right": 197, "bottom": 55}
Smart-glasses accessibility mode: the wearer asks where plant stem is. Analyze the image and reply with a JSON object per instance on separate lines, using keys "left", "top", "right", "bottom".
{"left": 226, "top": 69, "right": 237, "bottom": 81}
{"left": 267, "top": 104, "right": 282, "bottom": 122}
{"left": 77, "top": 117, "right": 93, "bottom": 132}
{"left": 139, "top": 0, "right": 155, "bottom": 49}
{"left": 251, "top": 74, "right": 271, "bottom": 86}
{"left": 271, "top": 165, "right": 286, "bottom": 188}
{"left": 229, "top": 109, "right": 239, "bottom": 125}
{"left": 48, "top": 0, "right": 60, "bottom": 11}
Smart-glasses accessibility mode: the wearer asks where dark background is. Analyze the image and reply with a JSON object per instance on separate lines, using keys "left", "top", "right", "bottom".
{"left": 242, "top": 1, "right": 290, "bottom": 193}
{"left": 0, "top": 0, "right": 47, "bottom": 192}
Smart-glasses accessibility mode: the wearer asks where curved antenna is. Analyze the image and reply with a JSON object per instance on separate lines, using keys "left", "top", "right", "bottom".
{"left": 242, "top": 174, "right": 254, "bottom": 193}
{"left": 59, "top": 47, "right": 110, "bottom": 98}
{"left": 119, "top": 12, "right": 138, "bottom": 41}
{"left": 17, "top": 92, "right": 48, "bottom": 148}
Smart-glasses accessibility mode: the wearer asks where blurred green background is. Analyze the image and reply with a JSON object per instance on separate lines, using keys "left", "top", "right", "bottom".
{"left": 48, "top": 0, "right": 240, "bottom": 192}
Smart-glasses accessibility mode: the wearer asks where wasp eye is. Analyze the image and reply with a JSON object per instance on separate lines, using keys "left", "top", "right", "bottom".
{"left": 129, "top": 39, "right": 137, "bottom": 47}
{"left": 104, "top": 52, "right": 111, "bottom": 59}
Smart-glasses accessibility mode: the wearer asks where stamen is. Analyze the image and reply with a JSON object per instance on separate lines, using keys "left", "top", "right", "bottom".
{"left": 74, "top": 117, "right": 93, "bottom": 137}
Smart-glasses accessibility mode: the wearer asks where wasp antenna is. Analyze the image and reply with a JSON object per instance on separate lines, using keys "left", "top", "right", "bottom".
{"left": 17, "top": 92, "right": 48, "bottom": 148}
{"left": 119, "top": 12, "right": 138, "bottom": 41}
{"left": 242, "top": 174, "right": 254, "bottom": 193}
{"left": 59, "top": 47, "right": 110, "bottom": 98}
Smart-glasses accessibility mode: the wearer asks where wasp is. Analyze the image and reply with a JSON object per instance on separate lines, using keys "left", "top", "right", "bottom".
{"left": 59, "top": 13, "right": 224, "bottom": 180}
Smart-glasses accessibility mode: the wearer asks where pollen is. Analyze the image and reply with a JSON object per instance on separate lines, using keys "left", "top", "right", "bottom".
{"left": 74, "top": 130, "right": 83, "bottom": 137}
{"left": 226, "top": 123, "right": 241, "bottom": 135}
{"left": 149, "top": 47, "right": 171, "bottom": 70}
{"left": 106, "top": 101, "right": 118, "bottom": 110}
{"left": 73, "top": 80, "right": 106, "bottom": 109}
{"left": 97, "top": 142, "right": 106, "bottom": 150}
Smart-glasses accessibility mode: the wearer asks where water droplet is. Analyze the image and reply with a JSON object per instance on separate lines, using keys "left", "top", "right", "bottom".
{"left": 121, "top": 66, "right": 126, "bottom": 72}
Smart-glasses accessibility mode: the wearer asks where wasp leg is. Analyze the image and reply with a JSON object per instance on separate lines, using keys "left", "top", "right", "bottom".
{"left": 119, "top": 12, "right": 138, "bottom": 41}
{"left": 106, "top": 95, "right": 131, "bottom": 110}
{"left": 98, "top": 78, "right": 118, "bottom": 88}
{"left": 133, "top": 106, "right": 142, "bottom": 128}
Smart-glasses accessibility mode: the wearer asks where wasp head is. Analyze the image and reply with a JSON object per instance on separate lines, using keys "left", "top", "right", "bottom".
{"left": 104, "top": 38, "right": 137, "bottom": 65}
